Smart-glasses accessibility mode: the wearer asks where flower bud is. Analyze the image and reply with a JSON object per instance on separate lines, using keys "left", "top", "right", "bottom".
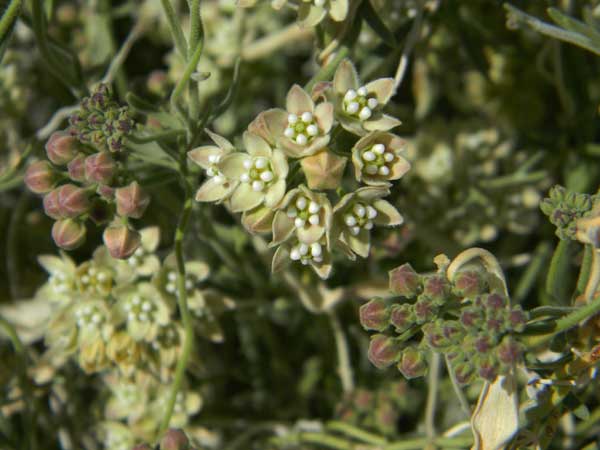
{"left": 397, "top": 346, "right": 428, "bottom": 379}
{"left": 97, "top": 184, "right": 115, "bottom": 200}
{"left": 485, "top": 293, "right": 506, "bottom": 311}
{"left": 453, "top": 361, "right": 475, "bottom": 386}
{"left": 414, "top": 296, "right": 436, "bottom": 324}
{"left": 478, "top": 358, "right": 498, "bottom": 381}
{"left": 423, "top": 275, "right": 448, "bottom": 305}
{"left": 507, "top": 306, "right": 527, "bottom": 332}
{"left": 67, "top": 154, "right": 86, "bottom": 182}
{"left": 423, "top": 322, "right": 453, "bottom": 350}
{"left": 389, "top": 304, "right": 414, "bottom": 333}
{"left": 24, "top": 161, "right": 57, "bottom": 194}
{"left": 85, "top": 151, "right": 115, "bottom": 184}
{"left": 115, "top": 181, "right": 150, "bottom": 219}
{"left": 160, "top": 428, "right": 190, "bottom": 450}
{"left": 497, "top": 338, "right": 522, "bottom": 365}
{"left": 452, "top": 270, "right": 485, "bottom": 297}
{"left": 103, "top": 225, "right": 141, "bottom": 259}
{"left": 57, "top": 184, "right": 91, "bottom": 218}
{"left": 367, "top": 334, "right": 402, "bottom": 369}
{"left": 460, "top": 307, "right": 482, "bottom": 330}
{"left": 45, "top": 131, "right": 78, "bottom": 165}
{"left": 43, "top": 189, "right": 62, "bottom": 219}
{"left": 359, "top": 298, "right": 390, "bottom": 332}
{"left": 52, "top": 219, "right": 86, "bottom": 250}
{"left": 353, "top": 389, "right": 374, "bottom": 411}
{"left": 300, "top": 149, "right": 347, "bottom": 190}
{"left": 389, "top": 264, "right": 420, "bottom": 297}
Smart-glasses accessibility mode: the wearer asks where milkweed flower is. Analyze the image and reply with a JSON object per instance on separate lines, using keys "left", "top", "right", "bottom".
{"left": 351, "top": 132, "right": 410, "bottom": 186}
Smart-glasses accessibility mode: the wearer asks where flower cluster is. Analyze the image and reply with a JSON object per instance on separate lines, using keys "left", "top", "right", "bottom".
{"left": 359, "top": 260, "right": 528, "bottom": 384}
{"left": 238, "top": 0, "right": 349, "bottom": 28}
{"left": 189, "top": 60, "right": 409, "bottom": 279}
{"left": 24, "top": 84, "right": 150, "bottom": 258}
{"left": 540, "top": 185, "right": 598, "bottom": 241}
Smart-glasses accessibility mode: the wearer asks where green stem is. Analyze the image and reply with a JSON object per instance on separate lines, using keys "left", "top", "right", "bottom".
{"left": 425, "top": 352, "right": 441, "bottom": 441}
{"left": 129, "top": 129, "right": 187, "bottom": 143}
{"left": 0, "top": 0, "right": 22, "bottom": 41}
{"left": 327, "top": 311, "right": 354, "bottom": 394}
{"left": 170, "top": 38, "right": 204, "bottom": 116}
{"left": 444, "top": 355, "right": 470, "bottom": 417}
{"left": 305, "top": 46, "right": 350, "bottom": 92}
{"left": 160, "top": 0, "right": 188, "bottom": 59}
{"left": 326, "top": 421, "right": 387, "bottom": 445}
{"left": 576, "top": 244, "right": 593, "bottom": 297}
{"left": 583, "top": 249, "right": 600, "bottom": 302}
{"left": 187, "top": 0, "right": 203, "bottom": 121}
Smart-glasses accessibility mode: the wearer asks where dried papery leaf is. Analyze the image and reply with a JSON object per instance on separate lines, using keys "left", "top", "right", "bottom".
{"left": 471, "top": 374, "right": 519, "bottom": 450}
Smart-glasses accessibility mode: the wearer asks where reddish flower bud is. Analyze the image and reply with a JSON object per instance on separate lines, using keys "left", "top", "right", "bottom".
{"left": 97, "top": 184, "right": 115, "bottom": 200}
{"left": 497, "top": 338, "right": 522, "bottom": 365}
{"left": 353, "top": 389, "right": 374, "bottom": 410}
{"left": 368, "top": 334, "right": 402, "bottom": 369}
{"left": 478, "top": 358, "right": 498, "bottom": 381}
{"left": 389, "top": 304, "right": 414, "bottom": 333}
{"left": 474, "top": 335, "right": 491, "bottom": 354}
{"left": 67, "top": 154, "right": 86, "bottom": 182}
{"left": 414, "top": 296, "right": 436, "bottom": 323}
{"left": 24, "top": 161, "right": 57, "bottom": 194}
{"left": 57, "top": 184, "right": 91, "bottom": 218}
{"left": 52, "top": 219, "right": 86, "bottom": 250}
{"left": 103, "top": 225, "right": 141, "bottom": 259}
{"left": 389, "top": 263, "right": 420, "bottom": 297}
{"left": 359, "top": 298, "right": 390, "bottom": 332}
{"left": 453, "top": 361, "right": 475, "bottom": 385}
{"left": 85, "top": 151, "right": 116, "bottom": 184}
{"left": 132, "top": 445, "right": 152, "bottom": 450}
{"left": 507, "top": 306, "right": 527, "bottom": 332}
{"left": 45, "top": 131, "right": 78, "bottom": 165}
{"left": 397, "top": 346, "right": 428, "bottom": 379}
{"left": 43, "top": 189, "right": 62, "bottom": 219}
{"left": 423, "top": 275, "right": 448, "bottom": 304}
{"left": 460, "top": 307, "right": 482, "bottom": 329}
{"left": 160, "top": 428, "right": 190, "bottom": 450}
{"left": 453, "top": 270, "right": 485, "bottom": 297}
{"left": 115, "top": 181, "right": 150, "bottom": 219}
{"left": 485, "top": 293, "right": 506, "bottom": 310}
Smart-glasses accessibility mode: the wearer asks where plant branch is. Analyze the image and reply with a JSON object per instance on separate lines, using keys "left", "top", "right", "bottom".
{"left": 327, "top": 310, "right": 354, "bottom": 394}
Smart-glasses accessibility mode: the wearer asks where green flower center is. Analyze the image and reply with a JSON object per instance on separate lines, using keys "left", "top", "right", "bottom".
{"left": 286, "top": 195, "right": 322, "bottom": 228}
{"left": 343, "top": 87, "right": 379, "bottom": 121}
{"left": 361, "top": 143, "right": 395, "bottom": 177}
{"left": 241, "top": 156, "right": 275, "bottom": 192}
{"left": 75, "top": 304, "right": 105, "bottom": 329}
{"left": 284, "top": 112, "right": 320, "bottom": 146}
{"left": 343, "top": 202, "right": 378, "bottom": 235}
{"left": 124, "top": 294, "right": 156, "bottom": 323}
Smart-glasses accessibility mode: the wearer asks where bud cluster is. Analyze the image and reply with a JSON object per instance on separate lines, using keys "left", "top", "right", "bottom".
{"left": 359, "top": 261, "right": 528, "bottom": 385}
{"left": 540, "top": 185, "right": 597, "bottom": 240}
{"left": 132, "top": 428, "right": 196, "bottom": 450}
{"left": 24, "top": 84, "right": 149, "bottom": 258}
{"left": 190, "top": 60, "right": 409, "bottom": 279}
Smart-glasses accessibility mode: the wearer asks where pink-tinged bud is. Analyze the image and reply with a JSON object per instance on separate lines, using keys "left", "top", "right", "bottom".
{"left": 115, "top": 181, "right": 150, "bottom": 219}
{"left": 507, "top": 306, "right": 527, "bottom": 332}
{"left": 45, "top": 131, "right": 78, "bottom": 165}
{"left": 359, "top": 298, "right": 390, "bottom": 331}
{"left": 397, "top": 346, "right": 428, "bottom": 379}
{"left": 497, "top": 338, "right": 522, "bottom": 365}
{"left": 97, "top": 184, "right": 115, "bottom": 200}
{"left": 414, "top": 296, "right": 436, "bottom": 323}
{"left": 67, "top": 154, "right": 86, "bottom": 181}
{"left": 460, "top": 307, "right": 482, "bottom": 329}
{"left": 423, "top": 322, "right": 450, "bottom": 350}
{"left": 132, "top": 445, "right": 152, "bottom": 450}
{"left": 423, "top": 276, "right": 448, "bottom": 304}
{"left": 43, "top": 189, "right": 62, "bottom": 219}
{"left": 367, "top": 334, "right": 402, "bottom": 369}
{"left": 24, "top": 161, "right": 57, "bottom": 194}
{"left": 85, "top": 152, "right": 116, "bottom": 184}
{"left": 389, "top": 304, "right": 414, "bottom": 333}
{"left": 57, "top": 184, "right": 91, "bottom": 218}
{"left": 453, "top": 362, "right": 475, "bottom": 386}
{"left": 389, "top": 264, "right": 420, "bottom": 297}
{"left": 160, "top": 428, "right": 190, "bottom": 450}
{"left": 474, "top": 335, "right": 491, "bottom": 354}
{"left": 103, "top": 225, "right": 141, "bottom": 259}
{"left": 453, "top": 270, "right": 485, "bottom": 297}
{"left": 485, "top": 293, "right": 506, "bottom": 311}
{"left": 353, "top": 389, "right": 374, "bottom": 410}
{"left": 52, "top": 219, "right": 86, "bottom": 250}
{"left": 478, "top": 358, "right": 498, "bottom": 381}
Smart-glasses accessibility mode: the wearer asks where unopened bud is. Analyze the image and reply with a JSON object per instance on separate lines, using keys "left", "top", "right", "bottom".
{"left": 359, "top": 298, "right": 390, "bottom": 331}
{"left": 45, "top": 131, "right": 78, "bottom": 165}
{"left": 414, "top": 296, "right": 436, "bottom": 323}
{"left": 453, "top": 270, "right": 485, "bottom": 297}
{"left": 478, "top": 358, "right": 498, "bottom": 381}
{"left": 300, "top": 149, "right": 347, "bottom": 190}
{"left": 57, "top": 184, "right": 91, "bottom": 218}
{"left": 103, "top": 225, "right": 141, "bottom": 259}
{"left": 97, "top": 184, "right": 115, "bottom": 200}
{"left": 389, "top": 304, "right": 414, "bottom": 333}
{"left": 67, "top": 154, "right": 86, "bottom": 181}
{"left": 85, "top": 152, "right": 116, "bottom": 184}
{"left": 423, "top": 275, "right": 448, "bottom": 304}
{"left": 116, "top": 181, "right": 150, "bottom": 218}
{"left": 43, "top": 189, "right": 62, "bottom": 219}
{"left": 460, "top": 307, "right": 482, "bottom": 329}
{"left": 24, "top": 161, "right": 57, "bottom": 194}
{"left": 453, "top": 361, "right": 475, "bottom": 385}
{"left": 397, "top": 346, "right": 428, "bottom": 379}
{"left": 389, "top": 263, "right": 421, "bottom": 297}
{"left": 367, "top": 334, "right": 402, "bottom": 369}
{"left": 497, "top": 338, "right": 522, "bottom": 365}
{"left": 52, "top": 219, "right": 86, "bottom": 250}
{"left": 485, "top": 293, "right": 506, "bottom": 311}
{"left": 507, "top": 306, "right": 527, "bottom": 332}
{"left": 160, "top": 428, "right": 190, "bottom": 450}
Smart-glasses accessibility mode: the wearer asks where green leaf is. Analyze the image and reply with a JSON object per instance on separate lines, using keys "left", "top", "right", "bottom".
{"left": 545, "top": 239, "right": 574, "bottom": 304}
{"left": 547, "top": 7, "right": 600, "bottom": 45}
{"left": 361, "top": 0, "right": 397, "bottom": 47}
{"left": 0, "top": 0, "right": 22, "bottom": 63}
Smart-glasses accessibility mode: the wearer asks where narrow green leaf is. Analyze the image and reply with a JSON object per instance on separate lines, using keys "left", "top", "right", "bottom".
{"left": 361, "top": 0, "right": 397, "bottom": 47}
{"left": 0, "top": 0, "right": 22, "bottom": 62}
{"left": 547, "top": 7, "right": 600, "bottom": 45}
{"left": 545, "top": 239, "right": 574, "bottom": 304}
{"left": 210, "top": 57, "right": 242, "bottom": 120}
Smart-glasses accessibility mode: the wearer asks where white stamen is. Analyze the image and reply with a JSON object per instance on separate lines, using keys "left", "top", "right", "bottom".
{"left": 296, "top": 197, "right": 307, "bottom": 210}
{"left": 252, "top": 180, "right": 264, "bottom": 191}
{"left": 314, "top": 0, "right": 325, "bottom": 6}
{"left": 290, "top": 249, "right": 301, "bottom": 260}
{"left": 311, "top": 243, "right": 322, "bottom": 257}
{"left": 213, "top": 174, "right": 225, "bottom": 184}
{"left": 243, "top": 158, "right": 253, "bottom": 169}
{"left": 306, "top": 124, "right": 318, "bottom": 136}
{"left": 142, "top": 301, "right": 152, "bottom": 312}
{"left": 366, "top": 164, "right": 378, "bottom": 175}
{"left": 350, "top": 226, "right": 360, "bottom": 235}
{"left": 345, "top": 215, "right": 357, "bottom": 227}
{"left": 357, "top": 86, "right": 368, "bottom": 96}
{"left": 132, "top": 295, "right": 141, "bottom": 305}
{"left": 284, "top": 127, "right": 295, "bottom": 138}
{"left": 135, "top": 248, "right": 144, "bottom": 257}
{"left": 384, "top": 152, "right": 394, "bottom": 162}
{"left": 313, "top": 255, "right": 323, "bottom": 263}
{"left": 346, "top": 102, "right": 359, "bottom": 114}
{"left": 299, "top": 244, "right": 309, "bottom": 256}
{"left": 255, "top": 157, "right": 268, "bottom": 169}
{"left": 288, "top": 113, "right": 298, "bottom": 124}
{"left": 344, "top": 90, "right": 357, "bottom": 101}
{"left": 308, "top": 214, "right": 320, "bottom": 225}
{"left": 168, "top": 272, "right": 177, "bottom": 281}
{"left": 367, "top": 97, "right": 378, "bottom": 109}
{"left": 362, "top": 151, "right": 376, "bottom": 162}
{"left": 379, "top": 166, "right": 390, "bottom": 176}
{"left": 206, "top": 167, "right": 216, "bottom": 177}
{"left": 208, "top": 154, "right": 218, "bottom": 164}
{"left": 260, "top": 170, "right": 274, "bottom": 182}
{"left": 97, "top": 272, "right": 107, "bottom": 282}
{"left": 240, "top": 173, "right": 250, "bottom": 183}
{"left": 185, "top": 279, "right": 194, "bottom": 290}
{"left": 138, "top": 312, "right": 148, "bottom": 322}
{"left": 364, "top": 221, "right": 374, "bottom": 230}
{"left": 354, "top": 204, "right": 366, "bottom": 217}
{"left": 366, "top": 206, "right": 378, "bottom": 219}
{"left": 373, "top": 144, "right": 385, "bottom": 154}
{"left": 287, "top": 206, "right": 297, "bottom": 218}
{"left": 301, "top": 112, "right": 313, "bottom": 122}
{"left": 294, "top": 217, "right": 306, "bottom": 228}
{"left": 308, "top": 201, "right": 320, "bottom": 214}
{"left": 81, "top": 275, "right": 90, "bottom": 284}
{"left": 359, "top": 107, "right": 372, "bottom": 120}
{"left": 295, "top": 134, "right": 308, "bottom": 145}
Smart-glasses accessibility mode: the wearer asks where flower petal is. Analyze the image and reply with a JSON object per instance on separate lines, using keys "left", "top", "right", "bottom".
{"left": 373, "top": 199, "right": 403, "bottom": 226}
{"left": 311, "top": 261, "right": 332, "bottom": 279}
{"left": 188, "top": 146, "right": 222, "bottom": 169}
{"left": 271, "top": 211, "right": 296, "bottom": 246}
{"left": 314, "top": 102, "right": 334, "bottom": 134}
{"left": 297, "top": 225, "right": 324, "bottom": 244}
{"left": 261, "top": 108, "right": 288, "bottom": 142}
{"left": 356, "top": 186, "right": 389, "bottom": 202}
{"left": 329, "top": 0, "right": 349, "bottom": 21}
{"left": 271, "top": 148, "right": 289, "bottom": 178}
{"left": 195, "top": 177, "right": 237, "bottom": 203}
{"left": 333, "top": 60, "right": 359, "bottom": 96}
{"left": 219, "top": 153, "right": 249, "bottom": 180}
{"left": 287, "top": 84, "right": 315, "bottom": 116}
{"left": 264, "top": 179, "right": 286, "bottom": 208}
{"left": 346, "top": 229, "right": 370, "bottom": 258}
{"left": 140, "top": 226, "right": 160, "bottom": 252}
{"left": 364, "top": 114, "right": 402, "bottom": 132}
{"left": 365, "top": 78, "right": 396, "bottom": 105}
{"left": 298, "top": 3, "right": 327, "bottom": 27}
{"left": 272, "top": 245, "right": 290, "bottom": 274}
{"left": 242, "top": 206, "right": 275, "bottom": 234}
{"left": 229, "top": 183, "right": 264, "bottom": 212}
{"left": 389, "top": 155, "right": 411, "bottom": 180}
{"left": 243, "top": 131, "right": 272, "bottom": 158}
{"left": 205, "top": 129, "right": 234, "bottom": 152}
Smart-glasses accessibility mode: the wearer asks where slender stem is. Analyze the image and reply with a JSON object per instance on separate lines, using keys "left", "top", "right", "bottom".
{"left": 36, "top": 105, "right": 79, "bottom": 140}
{"left": 393, "top": 0, "right": 424, "bottom": 92}
{"left": 101, "top": 20, "right": 145, "bottom": 85}
{"left": 319, "top": 0, "right": 362, "bottom": 61}
{"left": 444, "top": 355, "right": 470, "bottom": 417}
{"left": 583, "top": 249, "right": 600, "bottom": 302}
{"left": 238, "top": 24, "right": 313, "bottom": 63}
{"left": 187, "top": 0, "right": 202, "bottom": 121}
{"left": 160, "top": 0, "right": 188, "bottom": 59}
{"left": 425, "top": 352, "right": 441, "bottom": 441}
{"left": 0, "top": 0, "right": 22, "bottom": 40}
{"left": 0, "top": 144, "right": 33, "bottom": 184}
{"left": 305, "top": 46, "right": 350, "bottom": 92}
{"left": 170, "top": 38, "right": 204, "bottom": 113}
{"left": 326, "top": 421, "right": 387, "bottom": 445}
{"left": 576, "top": 244, "right": 593, "bottom": 297}
{"left": 327, "top": 310, "right": 354, "bottom": 394}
